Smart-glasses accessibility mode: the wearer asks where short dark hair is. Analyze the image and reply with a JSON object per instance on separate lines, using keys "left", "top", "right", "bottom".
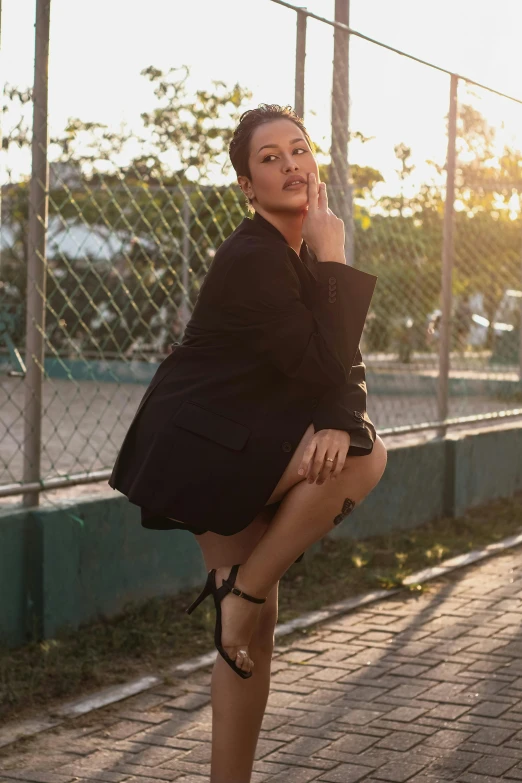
{"left": 229, "top": 103, "right": 315, "bottom": 212}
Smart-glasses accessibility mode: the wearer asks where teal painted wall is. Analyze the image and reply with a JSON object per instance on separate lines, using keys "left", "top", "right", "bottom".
{"left": 0, "top": 509, "right": 27, "bottom": 648}
{"left": 1, "top": 424, "right": 521, "bottom": 649}
{"left": 452, "top": 427, "right": 522, "bottom": 516}
{"left": 330, "top": 438, "right": 448, "bottom": 543}
{"left": 40, "top": 497, "right": 207, "bottom": 641}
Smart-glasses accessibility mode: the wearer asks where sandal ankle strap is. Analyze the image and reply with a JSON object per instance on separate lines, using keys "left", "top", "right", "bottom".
{"left": 221, "top": 578, "right": 266, "bottom": 604}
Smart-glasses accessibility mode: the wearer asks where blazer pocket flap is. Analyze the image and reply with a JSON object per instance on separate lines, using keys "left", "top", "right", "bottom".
{"left": 172, "top": 401, "right": 250, "bottom": 451}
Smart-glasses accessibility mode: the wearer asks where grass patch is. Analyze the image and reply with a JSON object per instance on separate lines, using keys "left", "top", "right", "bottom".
{"left": 1, "top": 492, "right": 522, "bottom": 727}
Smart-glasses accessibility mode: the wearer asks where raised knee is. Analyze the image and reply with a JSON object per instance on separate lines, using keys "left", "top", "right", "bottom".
{"left": 363, "top": 435, "right": 387, "bottom": 486}
{"left": 372, "top": 435, "right": 387, "bottom": 471}
{"left": 342, "top": 434, "right": 387, "bottom": 473}
{"left": 339, "top": 435, "right": 387, "bottom": 495}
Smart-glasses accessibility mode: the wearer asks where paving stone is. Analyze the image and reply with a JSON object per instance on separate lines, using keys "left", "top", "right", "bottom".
{"left": 119, "top": 775, "right": 175, "bottom": 783}
{"left": 253, "top": 759, "right": 293, "bottom": 775}
{"left": 279, "top": 650, "right": 320, "bottom": 663}
{"left": 356, "top": 748, "right": 400, "bottom": 767}
{"left": 431, "top": 623, "right": 471, "bottom": 639}
{"left": 267, "top": 768, "right": 321, "bottom": 782}
{"left": 273, "top": 667, "right": 319, "bottom": 684}
{"left": 372, "top": 720, "right": 435, "bottom": 736}
{"left": 278, "top": 736, "right": 330, "bottom": 757}
{"left": 94, "top": 720, "right": 153, "bottom": 740}
{"left": 467, "top": 755, "right": 518, "bottom": 777}
{"left": 387, "top": 684, "right": 431, "bottom": 700}
{"left": 421, "top": 662, "right": 465, "bottom": 681}
{"left": 459, "top": 741, "right": 521, "bottom": 759}
{"left": 389, "top": 664, "right": 430, "bottom": 678}
{"left": 503, "top": 762, "right": 522, "bottom": 779}
{"left": 263, "top": 751, "right": 336, "bottom": 770}
{"left": 317, "top": 763, "right": 374, "bottom": 782}
{"left": 470, "top": 726, "right": 517, "bottom": 745}
{"left": 268, "top": 691, "right": 306, "bottom": 708}
{"left": 357, "top": 632, "right": 395, "bottom": 643}
{"left": 370, "top": 758, "right": 428, "bottom": 781}
{"left": 119, "top": 777, "right": 175, "bottom": 783}
{"left": 113, "top": 710, "right": 180, "bottom": 726}
{"left": 334, "top": 685, "right": 387, "bottom": 701}
{"left": 376, "top": 732, "right": 425, "bottom": 751}
{"left": 298, "top": 692, "right": 344, "bottom": 709}
{"left": 305, "top": 667, "right": 354, "bottom": 683}
{"left": 423, "top": 728, "right": 473, "bottom": 748}
{"left": 166, "top": 774, "right": 207, "bottom": 783}
{"left": 173, "top": 743, "right": 213, "bottom": 764}
{"left": 290, "top": 712, "right": 341, "bottom": 728}
{"left": 425, "top": 703, "right": 470, "bottom": 720}
{"left": 380, "top": 707, "right": 427, "bottom": 723}
{"left": 457, "top": 773, "right": 503, "bottom": 783}
{"left": 0, "top": 773, "right": 78, "bottom": 783}
{"left": 334, "top": 709, "right": 385, "bottom": 726}
{"left": 126, "top": 746, "right": 185, "bottom": 766}
{"left": 423, "top": 749, "right": 479, "bottom": 778}
{"left": 111, "top": 764, "right": 181, "bottom": 780}
{"left": 164, "top": 693, "right": 210, "bottom": 711}
{"left": 321, "top": 632, "right": 358, "bottom": 644}
{"left": 468, "top": 700, "right": 511, "bottom": 718}
{"left": 326, "top": 733, "right": 378, "bottom": 755}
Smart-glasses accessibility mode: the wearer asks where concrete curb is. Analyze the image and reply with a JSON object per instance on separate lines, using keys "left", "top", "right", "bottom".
{"left": 2, "top": 530, "right": 522, "bottom": 750}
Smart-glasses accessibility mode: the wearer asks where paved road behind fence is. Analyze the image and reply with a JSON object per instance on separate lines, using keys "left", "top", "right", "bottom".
{"left": 0, "top": 375, "right": 515, "bottom": 489}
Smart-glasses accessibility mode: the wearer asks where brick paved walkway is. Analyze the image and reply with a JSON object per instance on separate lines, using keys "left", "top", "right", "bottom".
{"left": 4, "top": 546, "right": 522, "bottom": 782}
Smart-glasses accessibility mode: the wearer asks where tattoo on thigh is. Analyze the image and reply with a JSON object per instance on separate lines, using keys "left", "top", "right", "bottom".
{"left": 332, "top": 497, "right": 356, "bottom": 526}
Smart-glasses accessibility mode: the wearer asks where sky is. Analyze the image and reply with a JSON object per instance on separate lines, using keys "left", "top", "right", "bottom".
{"left": 2, "top": 0, "right": 522, "bottom": 194}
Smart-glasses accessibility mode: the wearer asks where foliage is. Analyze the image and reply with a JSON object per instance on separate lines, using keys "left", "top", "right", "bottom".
{"left": 2, "top": 67, "right": 522, "bottom": 360}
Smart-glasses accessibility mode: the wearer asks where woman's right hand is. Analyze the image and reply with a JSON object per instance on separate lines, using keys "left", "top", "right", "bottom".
{"left": 301, "top": 173, "right": 346, "bottom": 264}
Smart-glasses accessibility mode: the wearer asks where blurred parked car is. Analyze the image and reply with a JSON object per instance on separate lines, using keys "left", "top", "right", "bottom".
{"left": 426, "top": 289, "right": 522, "bottom": 361}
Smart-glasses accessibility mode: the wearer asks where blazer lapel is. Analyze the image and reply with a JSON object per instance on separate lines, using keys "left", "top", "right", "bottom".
{"left": 240, "top": 211, "right": 319, "bottom": 281}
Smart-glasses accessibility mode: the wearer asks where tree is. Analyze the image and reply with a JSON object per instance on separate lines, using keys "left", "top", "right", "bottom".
{"left": 1, "top": 66, "right": 253, "bottom": 356}
{"left": 139, "top": 65, "right": 252, "bottom": 181}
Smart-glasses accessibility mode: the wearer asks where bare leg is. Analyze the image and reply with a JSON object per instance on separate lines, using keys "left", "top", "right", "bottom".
{"left": 209, "top": 583, "right": 278, "bottom": 783}
{"left": 224, "top": 436, "right": 388, "bottom": 669}
{"left": 195, "top": 507, "right": 280, "bottom": 783}
{"left": 193, "top": 436, "right": 387, "bottom": 782}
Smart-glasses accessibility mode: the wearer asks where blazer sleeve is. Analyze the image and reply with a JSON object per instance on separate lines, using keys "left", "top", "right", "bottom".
{"left": 312, "top": 347, "right": 377, "bottom": 456}
{"left": 222, "top": 241, "right": 377, "bottom": 388}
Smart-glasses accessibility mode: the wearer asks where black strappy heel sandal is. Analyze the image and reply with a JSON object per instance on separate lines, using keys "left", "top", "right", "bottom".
{"left": 185, "top": 563, "right": 266, "bottom": 679}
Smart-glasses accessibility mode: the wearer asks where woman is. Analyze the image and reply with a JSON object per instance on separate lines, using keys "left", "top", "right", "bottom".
{"left": 109, "top": 104, "right": 387, "bottom": 783}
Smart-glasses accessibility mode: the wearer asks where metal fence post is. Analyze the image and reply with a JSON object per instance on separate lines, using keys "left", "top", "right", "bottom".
{"left": 23, "top": 0, "right": 51, "bottom": 507}
{"left": 0, "top": 0, "right": 3, "bottom": 280}
{"left": 294, "top": 7, "right": 307, "bottom": 118}
{"left": 331, "top": 0, "right": 353, "bottom": 265}
{"left": 23, "top": 0, "right": 50, "bottom": 508}
{"left": 179, "top": 192, "right": 191, "bottom": 332}
{"left": 519, "top": 221, "right": 522, "bottom": 383}
{"left": 21, "top": 0, "right": 50, "bottom": 644}
{"left": 437, "top": 73, "right": 458, "bottom": 436}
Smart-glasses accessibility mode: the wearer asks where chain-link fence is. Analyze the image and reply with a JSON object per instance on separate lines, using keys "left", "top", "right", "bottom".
{"left": 1, "top": 0, "right": 522, "bottom": 508}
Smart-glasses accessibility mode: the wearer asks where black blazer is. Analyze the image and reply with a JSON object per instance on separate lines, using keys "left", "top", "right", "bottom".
{"left": 108, "top": 211, "right": 377, "bottom": 536}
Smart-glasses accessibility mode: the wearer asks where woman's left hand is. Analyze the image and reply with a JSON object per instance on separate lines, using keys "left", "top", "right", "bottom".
{"left": 298, "top": 429, "right": 350, "bottom": 485}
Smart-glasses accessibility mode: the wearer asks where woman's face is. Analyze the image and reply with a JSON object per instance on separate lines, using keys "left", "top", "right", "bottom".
{"left": 238, "top": 118, "right": 319, "bottom": 214}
